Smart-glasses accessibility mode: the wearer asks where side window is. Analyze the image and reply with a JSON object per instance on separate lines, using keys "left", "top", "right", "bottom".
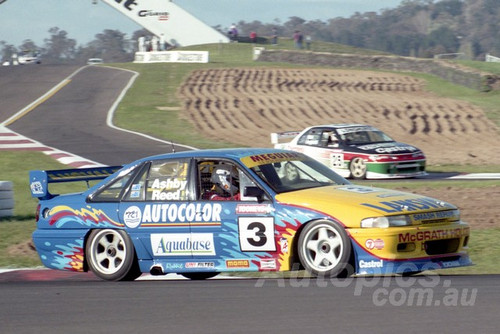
{"left": 123, "top": 165, "right": 149, "bottom": 201}
{"left": 197, "top": 160, "right": 244, "bottom": 201}
{"left": 92, "top": 173, "right": 134, "bottom": 202}
{"left": 146, "top": 159, "right": 189, "bottom": 201}
{"left": 297, "top": 129, "right": 321, "bottom": 147}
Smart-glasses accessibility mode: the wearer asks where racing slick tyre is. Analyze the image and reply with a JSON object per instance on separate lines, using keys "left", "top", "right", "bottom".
{"left": 181, "top": 272, "right": 219, "bottom": 280}
{"left": 298, "top": 220, "right": 353, "bottom": 278}
{"left": 349, "top": 157, "right": 367, "bottom": 180}
{"left": 86, "top": 229, "right": 142, "bottom": 281}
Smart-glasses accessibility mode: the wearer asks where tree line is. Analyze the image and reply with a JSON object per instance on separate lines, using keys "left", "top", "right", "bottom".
{"left": 1, "top": 0, "right": 498, "bottom": 64}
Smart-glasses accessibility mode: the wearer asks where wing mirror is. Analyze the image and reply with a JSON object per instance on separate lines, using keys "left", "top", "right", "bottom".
{"left": 243, "top": 186, "right": 267, "bottom": 202}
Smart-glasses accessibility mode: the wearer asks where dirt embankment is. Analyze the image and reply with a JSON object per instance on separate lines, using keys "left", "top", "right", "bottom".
{"left": 178, "top": 68, "right": 500, "bottom": 165}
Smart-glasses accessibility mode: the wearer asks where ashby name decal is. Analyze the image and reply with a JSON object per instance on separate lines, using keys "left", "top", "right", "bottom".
{"left": 151, "top": 233, "right": 215, "bottom": 256}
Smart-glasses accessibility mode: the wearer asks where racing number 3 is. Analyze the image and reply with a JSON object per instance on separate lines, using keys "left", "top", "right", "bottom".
{"left": 238, "top": 217, "right": 276, "bottom": 252}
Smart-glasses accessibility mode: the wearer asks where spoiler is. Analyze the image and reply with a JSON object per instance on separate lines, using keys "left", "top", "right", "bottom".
{"left": 29, "top": 165, "right": 122, "bottom": 200}
{"left": 270, "top": 131, "right": 301, "bottom": 145}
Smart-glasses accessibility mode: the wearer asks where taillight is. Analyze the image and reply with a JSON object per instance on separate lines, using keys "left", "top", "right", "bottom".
{"left": 35, "top": 204, "right": 40, "bottom": 222}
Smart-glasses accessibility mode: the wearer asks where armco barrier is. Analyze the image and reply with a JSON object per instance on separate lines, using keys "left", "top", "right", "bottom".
{"left": 0, "top": 181, "right": 14, "bottom": 218}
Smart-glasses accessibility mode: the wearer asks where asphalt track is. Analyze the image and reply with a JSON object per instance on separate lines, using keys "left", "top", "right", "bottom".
{"left": 1, "top": 64, "right": 499, "bottom": 333}
{"left": 1, "top": 65, "right": 190, "bottom": 166}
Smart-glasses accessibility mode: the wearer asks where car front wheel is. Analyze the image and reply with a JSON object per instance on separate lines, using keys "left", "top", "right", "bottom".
{"left": 298, "top": 220, "right": 353, "bottom": 278}
{"left": 86, "top": 229, "right": 141, "bottom": 281}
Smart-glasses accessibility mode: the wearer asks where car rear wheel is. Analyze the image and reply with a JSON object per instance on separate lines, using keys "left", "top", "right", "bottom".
{"left": 298, "top": 220, "right": 353, "bottom": 278}
{"left": 86, "top": 229, "right": 142, "bottom": 281}
{"left": 349, "top": 157, "right": 367, "bottom": 179}
{"left": 181, "top": 272, "right": 219, "bottom": 280}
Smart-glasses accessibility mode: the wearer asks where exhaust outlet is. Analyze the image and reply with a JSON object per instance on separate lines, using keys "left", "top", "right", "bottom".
{"left": 150, "top": 265, "right": 164, "bottom": 276}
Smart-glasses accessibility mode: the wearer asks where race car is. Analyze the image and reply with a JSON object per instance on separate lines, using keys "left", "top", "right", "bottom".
{"left": 30, "top": 148, "right": 469, "bottom": 281}
{"left": 271, "top": 124, "right": 426, "bottom": 179}
{"left": 17, "top": 50, "right": 41, "bottom": 65}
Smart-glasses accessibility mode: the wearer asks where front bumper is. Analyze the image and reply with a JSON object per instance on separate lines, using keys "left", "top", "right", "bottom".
{"left": 349, "top": 222, "right": 471, "bottom": 275}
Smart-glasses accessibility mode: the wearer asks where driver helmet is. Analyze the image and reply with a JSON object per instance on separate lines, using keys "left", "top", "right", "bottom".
{"left": 211, "top": 165, "right": 239, "bottom": 194}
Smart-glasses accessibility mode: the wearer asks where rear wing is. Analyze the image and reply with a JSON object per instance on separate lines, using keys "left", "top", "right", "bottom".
{"left": 29, "top": 165, "right": 122, "bottom": 200}
{"left": 270, "top": 131, "right": 301, "bottom": 149}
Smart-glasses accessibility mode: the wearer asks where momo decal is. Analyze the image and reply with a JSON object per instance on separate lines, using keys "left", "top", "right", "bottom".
{"left": 226, "top": 260, "right": 250, "bottom": 268}
{"left": 129, "top": 203, "right": 222, "bottom": 224}
{"left": 151, "top": 233, "right": 215, "bottom": 256}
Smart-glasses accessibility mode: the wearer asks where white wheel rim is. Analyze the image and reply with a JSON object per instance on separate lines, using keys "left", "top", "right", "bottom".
{"left": 350, "top": 158, "right": 366, "bottom": 178}
{"left": 90, "top": 230, "right": 127, "bottom": 274}
{"left": 302, "top": 224, "right": 343, "bottom": 271}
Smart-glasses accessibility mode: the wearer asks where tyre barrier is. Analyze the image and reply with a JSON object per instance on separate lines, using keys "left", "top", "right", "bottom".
{"left": 0, "top": 181, "right": 14, "bottom": 218}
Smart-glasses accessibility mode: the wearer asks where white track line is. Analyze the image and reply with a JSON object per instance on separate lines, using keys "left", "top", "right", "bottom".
{"left": 0, "top": 65, "right": 197, "bottom": 169}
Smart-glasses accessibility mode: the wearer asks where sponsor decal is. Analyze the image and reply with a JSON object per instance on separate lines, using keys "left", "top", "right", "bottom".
{"left": 150, "top": 178, "right": 187, "bottom": 200}
{"left": 358, "top": 142, "right": 418, "bottom": 154}
{"left": 185, "top": 262, "right": 215, "bottom": 269}
{"left": 30, "top": 181, "right": 44, "bottom": 195}
{"left": 236, "top": 204, "right": 272, "bottom": 214}
{"left": 412, "top": 210, "right": 458, "bottom": 221}
{"left": 123, "top": 206, "right": 142, "bottom": 228}
{"left": 398, "top": 228, "right": 468, "bottom": 243}
{"left": 338, "top": 186, "right": 377, "bottom": 194}
{"left": 359, "top": 259, "right": 384, "bottom": 269}
{"left": 280, "top": 237, "right": 289, "bottom": 253}
{"left": 365, "top": 238, "right": 385, "bottom": 250}
{"left": 138, "top": 10, "right": 169, "bottom": 19}
{"left": 226, "top": 260, "right": 250, "bottom": 268}
{"left": 111, "top": 0, "right": 137, "bottom": 11}
{"left": 337, "top": 126, "right": 376, "bottom": 135}
{"left": 151, "top": 233, "right": 215, "bottom": 256}
{"left": 241, "top": 152, "right": 303, "bottom": 168}
{"left": 136, "top": 203, "right": 221, "bottom": 224}
{"left": 165, "top": 263, "right": 184, "bottom": 270}
{"left": 260, "top": 258, "right": 277, "bottom": 270}
{"left": 361, "top": 198, "right": 452, "bottom": 213}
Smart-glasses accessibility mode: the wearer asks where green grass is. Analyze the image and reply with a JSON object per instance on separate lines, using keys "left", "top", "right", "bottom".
{"left": 1, "top": 41, "right": 499, "bottom": 274}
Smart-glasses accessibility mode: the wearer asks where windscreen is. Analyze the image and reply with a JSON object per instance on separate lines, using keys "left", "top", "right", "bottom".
{"left": 241, "top": 152, "right": 350, "bottom": 194}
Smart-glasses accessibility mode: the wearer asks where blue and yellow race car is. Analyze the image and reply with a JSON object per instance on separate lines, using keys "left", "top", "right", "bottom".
{"left": 30, "top": 148, "right": 471, "bottom": 281}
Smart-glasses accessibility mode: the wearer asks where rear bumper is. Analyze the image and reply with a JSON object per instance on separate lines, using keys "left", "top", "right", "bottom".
{"left": 32, "top": 229, "right": 88, "bottom": 272}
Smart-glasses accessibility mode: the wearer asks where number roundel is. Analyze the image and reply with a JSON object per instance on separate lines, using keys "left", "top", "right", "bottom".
{"left": 238, "top": 217, "right": 276, "bottom": 252}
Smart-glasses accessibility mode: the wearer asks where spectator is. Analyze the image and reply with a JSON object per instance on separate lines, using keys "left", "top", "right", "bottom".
{"left": 271, "top": 27, "right": 278, "bottom": 45}
{"left": 305, "top": 35, "right": 312, "bottom": 50}
{"left": 229, "top": 23, "right": 238, "bottom": 42}
{"left": 293, "top": 30, "right": 303, "bottom": 49}
{"left": 250, "top": 31, "right": 257, "bottom": 43}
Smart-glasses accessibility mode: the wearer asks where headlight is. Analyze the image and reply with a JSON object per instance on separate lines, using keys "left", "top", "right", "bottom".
{"left": 361, "top": 215, "right": 411, "bottom": 228}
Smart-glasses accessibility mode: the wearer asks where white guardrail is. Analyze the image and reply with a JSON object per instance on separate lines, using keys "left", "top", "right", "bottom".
{"left": 0, "top": 181, "right": 14, "bottom": 218}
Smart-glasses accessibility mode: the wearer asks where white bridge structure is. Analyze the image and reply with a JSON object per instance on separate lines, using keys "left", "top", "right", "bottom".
{"left": 100, "top": 0, "right": 229, "bottom": 47}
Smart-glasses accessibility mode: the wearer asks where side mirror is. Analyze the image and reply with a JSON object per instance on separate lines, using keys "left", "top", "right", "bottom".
{"left": 243, "top": 186, "right": 266, "bottom": 202}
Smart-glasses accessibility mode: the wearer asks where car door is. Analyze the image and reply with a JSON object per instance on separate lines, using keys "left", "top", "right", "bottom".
{"left": 118, "top": 158, "right": 198, "bottom": 265}
{"left": 193, "top": 158, "right": 277, "bottom": 272}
